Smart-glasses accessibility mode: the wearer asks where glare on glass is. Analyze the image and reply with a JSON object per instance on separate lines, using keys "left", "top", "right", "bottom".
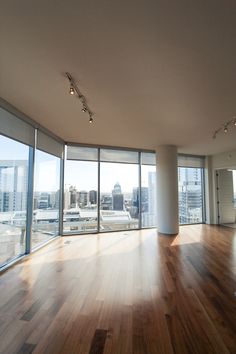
{"left": 0, "top": 135, "right": 29, "bottom": 266}
{"left": 32, "top": 149, "right": 60, "bottom": 249}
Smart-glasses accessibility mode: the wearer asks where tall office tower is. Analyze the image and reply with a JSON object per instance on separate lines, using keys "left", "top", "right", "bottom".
{"left": 49, "top": 192, "right": 56, "bottom": 208}
{"left": 89, "top": 190, "right": 97, "bottom": 205}
{"left": 38, "top": 193, "right": 50, "bottom": 209}
{"left": 0, "top": 160, "right": 28, "bottom": 212}
{"left": 48, "top": 190, "right": 60, "bottom": 209}
{"left": 131, "top": 187, "right": 149, "bottom": 218}
{"left": 78, "top": 190, "right": 88, "bottom": 208}
{"left": 64, "top": 187, "right": 70, "bottom": 210}
{"left": 112, "top": 182, "right": 124, "bottom": 210}
{"left": 112, "top": 194, "right": 124, "bottom": 211}
{"left": 148, "top": 171, "right": 157, "bottom": 214}
{"left": 178, "top": 168, "right": 202, "bottom": 223}
{"left": 147, "top": 171, "right": 157, "bottom": 225}
{"left": 100, "top": 194, "right": 112, "bottom": 210}
{"left": 112, "top": 182, "right": 122, "bottom": 195}
{"left": 55, "top": 190, "right": 60, "bottom": 209}
{"left": 69, "top": 186, "right": 77, "bottom": 208}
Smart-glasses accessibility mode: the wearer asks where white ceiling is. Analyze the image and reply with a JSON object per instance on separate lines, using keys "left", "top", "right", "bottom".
{"left": 1, "top": 0, "right": 236, "bottom": 155}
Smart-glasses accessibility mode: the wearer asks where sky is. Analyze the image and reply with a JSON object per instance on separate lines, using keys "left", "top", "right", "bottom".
{"left": 64, "top": 161, "right": 156, "bottom": 193}
{"left": 34, "top": 151, "right": 60, "bottom": 192}
{"left": 0, "top": 135, "right": 60, "bottom": 192}
{"left": 65, "top": 161, "right": 136, "bottom": 192}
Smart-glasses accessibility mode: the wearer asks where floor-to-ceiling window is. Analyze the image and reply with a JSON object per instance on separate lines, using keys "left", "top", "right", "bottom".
{"left": 178, "top": 155, "right": 205, "bottom": 224}
{"left": 141, "top": 152, "right": 157, "bottom": 227}
{"left": 64, "top": 146, "right": 157, "bottom": 234}
{"left": 0, "top": 106, "right": 64, "bottom": 268}
{"left": 100, "top": 149, "right": 139, "bottom": 231}
{"left": 32, "top": 131, "right": 62, "bottom": 249}
{"left": 32, "top": 150, "right": 60, "bottom": 248}
{"left": 0, "top": 106, "right": 36, "bottom": 267}
{"left": 63, "top": 146, "right": 98, "bottom": 233}
{"left": 0, "top": 135, "right": 29, "bottom": 266}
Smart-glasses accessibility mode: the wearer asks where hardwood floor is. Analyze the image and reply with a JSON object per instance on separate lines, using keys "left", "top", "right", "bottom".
{"left": 0, "top": 225, "right": 236, "bottom": 354}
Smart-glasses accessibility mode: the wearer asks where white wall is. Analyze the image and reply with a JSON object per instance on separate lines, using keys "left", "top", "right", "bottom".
{"left": 212, "top": 148, "right": 236, "bottom": 169}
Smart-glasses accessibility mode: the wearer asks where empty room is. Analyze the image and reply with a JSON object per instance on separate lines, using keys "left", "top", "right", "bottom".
{"left": 0, "top": 1, "right": 236, "bottom": 353}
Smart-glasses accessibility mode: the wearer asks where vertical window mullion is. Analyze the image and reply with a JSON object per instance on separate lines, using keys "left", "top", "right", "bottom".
{"left": 201, "top": 168, "right": 206, "bottom": 223}
{"left": 138, "top": 152, "right": 142, "bottom": 229}
{"left": 98, "top": 148, "right": 101, "bottom": 232}
{"left": 25, "top": 137, "right": 36, "bottom": 254}
{"left": 59, "top": 147, "right": 65, "bottom": 235}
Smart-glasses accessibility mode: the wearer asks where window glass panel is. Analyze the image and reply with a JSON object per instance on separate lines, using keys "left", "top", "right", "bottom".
{"left": 100, "top": 149, "right": 139, "bottom": 164}
{"left": 100, "top": 162, "right": 139, "bottom": 231}
{"left": 178, "top": 167, "right": 204, "bottom": 224}
{"left": 32, "top": 150, "right": 60, "bottom": 248}
{"left": 63, "top": 160, "right": 98, "bottom": 233}
{"left": 141, "top": 165, "right": 157, "bottom": 227}
{"left": 67, "top": 146, "right": 98, "bottom": 161}
{"left": 0, "top": 135, "right": 29, "bottom": 267}
{"left": 141, "top": 152, "right": 156, "bottom": 165}
{"left": 233, "top": 170, "right": 236, "bottom": 208}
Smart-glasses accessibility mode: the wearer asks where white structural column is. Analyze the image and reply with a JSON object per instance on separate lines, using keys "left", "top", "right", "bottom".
{"left": 156, "top": 145, "right": 179, "bottom": 234}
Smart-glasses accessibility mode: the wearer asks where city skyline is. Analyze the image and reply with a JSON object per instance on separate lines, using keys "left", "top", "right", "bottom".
{"left": 1, "top": 136, "right": 236, "bottom": 193}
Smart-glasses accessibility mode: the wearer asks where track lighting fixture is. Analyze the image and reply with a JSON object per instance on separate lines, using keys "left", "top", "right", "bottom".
{"left": 66, "top": 72, "right": 94, "bottom": 124}
{"left": 212, "top": 116, "right": 236, "bottom": 139}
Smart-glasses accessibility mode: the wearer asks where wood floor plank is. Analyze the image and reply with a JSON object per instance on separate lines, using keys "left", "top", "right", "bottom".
{"left": 0, "top": 225, "right": 235, "bottom": 354}
{"left": 16, "top": 343, "right": 36, "bottom": 354}
{"left": 89, "top": 329, "right": 107, "bottom": 354}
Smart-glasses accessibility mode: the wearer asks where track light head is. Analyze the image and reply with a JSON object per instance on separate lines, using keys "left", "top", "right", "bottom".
{"left": 82, "top": 106, "right": 87, "bottom": 113}
{"left": 89, "top": 116, "right": 93, "bottom": 124}
{"left": 214, "top": 116, "right": 236, "bottom": 138}
{"left": 69, "top": 85, "right": 75, "bottom": 95}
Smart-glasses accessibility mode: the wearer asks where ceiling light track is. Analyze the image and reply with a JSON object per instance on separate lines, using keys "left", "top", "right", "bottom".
{"left": 213, "top": 117, "right": 236, "bottom": 139}
{"left": 66, "top": 72, "right": 94, "bottom": 124}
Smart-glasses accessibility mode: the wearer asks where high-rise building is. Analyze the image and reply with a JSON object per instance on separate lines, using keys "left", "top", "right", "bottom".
{"left": 49, "top": 190, "right": 60, "bottom": 209}
{"left": 112, "top": 182, "right": 122, "bottom": 195}
{"left": 38, "top": 193, "right": 50, "bottom": 209}
{"left": 112, "top": 182, "right": 124, "bottom": 210}
{"left": 63, "top": 188, "right": 70, "bottom": 210}
{"left": 78, "top": 190, "right": 88, "bottom": 208}
{"left": 69, "top": 186, "right": 77, "bottom": 208}
{"left": 178, "top": 168, "right": 202, "bottom": 223}
{"left": 100, "top": 194, "right": 112, "bottom": 210}
{"left": 148, "top": 172, "right": 156, "bottom": 215}
{"left": 131, "top": 187, "right": 149, "bottom": 218}
{"left": 89, "top": 190, "right": 97, "bottom": 205}
{"left": 112, "top": 194, "right": 124, "bottom": 211}
{"left": 140, "top": 171, "right": 157, "bottom": 227}
{"left": 0, "top": 160, "right": 28, "bottom": 212}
